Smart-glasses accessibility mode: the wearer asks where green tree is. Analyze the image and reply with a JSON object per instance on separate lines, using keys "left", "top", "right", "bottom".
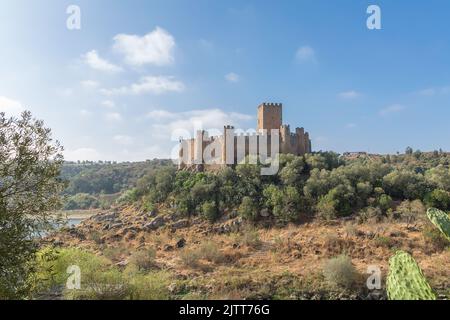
{"left": 424, "top": 189, "right": 450, "bottom": 211}
{"left": 238, "top": 196, "right": 258, "bottom": 221}
{"left": 0, "top": 111, "right": 65, "bottom": 299}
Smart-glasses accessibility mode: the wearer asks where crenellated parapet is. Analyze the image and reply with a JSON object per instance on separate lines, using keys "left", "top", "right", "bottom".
{"left": 178, "top": 102, "right": 312, "bottom": 171}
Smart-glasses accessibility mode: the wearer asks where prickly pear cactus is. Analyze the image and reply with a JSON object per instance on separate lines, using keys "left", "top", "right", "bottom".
{"left": 426, "top": 208, "right": 450, "bottom": 242}
{"left": 386, "top": 251, "right": 436, "bottom": 300}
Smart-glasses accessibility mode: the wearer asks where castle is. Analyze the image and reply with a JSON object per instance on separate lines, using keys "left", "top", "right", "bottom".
{"left": 178, "top": 103, "right": 312, "bottom": 170}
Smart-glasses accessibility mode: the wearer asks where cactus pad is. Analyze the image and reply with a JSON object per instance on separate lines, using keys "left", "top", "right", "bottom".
{"left": 426, "top": 207, "right": 450, "bottom": 242}
{"left": 386, "top": 251, "right": 436, "bottom": 300}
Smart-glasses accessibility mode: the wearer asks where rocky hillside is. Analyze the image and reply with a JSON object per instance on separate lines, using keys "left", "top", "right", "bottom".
{"left": 44, "top": 205, "right": 449, "bottom": 300}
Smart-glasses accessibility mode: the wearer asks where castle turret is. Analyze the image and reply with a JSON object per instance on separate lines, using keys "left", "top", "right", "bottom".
{"left": 257, "top": 103, "right": 282, "bottom": 131}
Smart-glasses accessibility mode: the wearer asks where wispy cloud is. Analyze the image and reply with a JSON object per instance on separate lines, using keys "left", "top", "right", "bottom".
{"left": 417, "top": 86, "right": 450, "bottom": 96}
{"left": 338, "top": 90, "right": 361, "bottom": 100}
{"left": 346, "top": 123, "right": 357, "bottom": 129}
{"left": 100, "top": 76, "right": 185, "bottom": 96}
{"left": 225, "top": 72, "right": 240, "bottom": 83}
{"left": 113, "top": 27, "right": 175, "bottom": 66}
{"left": 105, "top": 112, "right": 122, "bottom": 122}
{"left": 295, "top": 45, "right": 317, "bottom": 63}
{"left": 80, "top": 109, "right": 92, "bottom": 117}
{"left": 81, "top": 80, "right": 100, "bottom": 89}
{"left": 113, "top": 135, "right": 134, "bottom": 146}
{"left": 379, "top": 104, "right": 406, "bottom": 116}
{"left": 82, "top": 50, "right": 122, "bottom": 73}
{"left": 101, "top": 100, "right": 115, "bottom": 108}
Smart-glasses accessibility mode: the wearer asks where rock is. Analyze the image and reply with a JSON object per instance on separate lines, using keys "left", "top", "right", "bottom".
{"left": 68, "top": 228, "right": 86, "bottom": 240}
{"left": 164, "top": 244, "right": 174, "bottom": 251}
{"left": 115, "top": 260, "right": 129, "bottom": 267}
{"left": 260, "top": 209, "right": 270, "bottom": 217}
{"left": 171, "top": 219, "right": 189, "bottom": 230}
{"left": 110, "top": 222, "right": 123, "bottom": 229}
{"left": 147, "top": 210, "right": 158, "bottom": 218}
{"left": 176, "top": 238, "right": 186, "bottom": 248}
{"left": 93, "top": 212, "right": 117, "bottom": 223}
{"left": 53, "top": 240, "right": 64, "bottom": 247}
{"left": 144, "top": 216, "right": 165, "bottom": 231}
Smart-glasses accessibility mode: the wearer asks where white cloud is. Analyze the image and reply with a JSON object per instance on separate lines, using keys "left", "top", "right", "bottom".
{"left": 225, "top": 72, "right": 240, "bottom": 83}
{"left": 105, "top": 112, "right": 122, "bottom": 122}
{"left": 295, "top": 46, "right": 316, "bottom": 63}
{"left": 81, "top": 80, "right": 100, "bottom": 89}
{"left": 338, "top": 90, "right": 361, "bottom": 99}
{"left": 146, "top": 109, "right": 176, "bottom": 120}
{"left": 64, "top": 148, "right": 102, "bottom": 161}
{"left": 417, "top": 86, "right": 450, "bottom": 96}
{"left": 101, "top": 100, "right": 115, "bottom": 108}
{"left": 101, "top": 76, "right": 185, "bottom": 96}
{"left": 0, "top": 96, "right": 23, "bottom": 115}
{"left": 146, "top": 108, "right": 254, "bottom": 141}
{"left": 80, "top": 109, "right": 92, "bottom": 117}
{"left": 82, "top": 50, "right": 122, "bottom": 73}
{"left": 113, "top": 27, "right": 175, "bottom": 66}
{"left": 379, "top": 104, "right": 406, "bottom": 116}
{"left": 113, "top": 135, "right": 134, "bottom": 146}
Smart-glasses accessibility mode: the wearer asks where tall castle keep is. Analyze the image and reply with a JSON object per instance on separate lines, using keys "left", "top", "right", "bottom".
{"left": 178, "top": 103, "right": 312, "bottom": 170}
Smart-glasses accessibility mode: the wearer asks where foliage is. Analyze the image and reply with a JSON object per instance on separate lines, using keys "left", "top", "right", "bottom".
{"left": 322, "top": 255, "right": 358, "bottom": 289}
{"left": 0, "top": 111, "right": 65, "bottom": 299}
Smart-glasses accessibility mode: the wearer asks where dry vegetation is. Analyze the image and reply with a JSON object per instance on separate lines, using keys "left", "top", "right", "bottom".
{"left": 44, "top": 206, "right": 449, "bottom": 300}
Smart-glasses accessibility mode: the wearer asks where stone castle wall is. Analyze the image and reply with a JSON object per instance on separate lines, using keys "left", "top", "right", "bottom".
{"left": 179, "top": 102, "right": 312, "bottom": 169}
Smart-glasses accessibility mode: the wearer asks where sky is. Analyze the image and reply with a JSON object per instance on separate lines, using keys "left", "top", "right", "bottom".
{"left": 0, "top": 0, "right": 449, "bottom": 161}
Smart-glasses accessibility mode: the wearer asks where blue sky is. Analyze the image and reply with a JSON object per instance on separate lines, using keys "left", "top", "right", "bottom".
{"left": 0, "top": 0, "right": 449, "bottom": 161}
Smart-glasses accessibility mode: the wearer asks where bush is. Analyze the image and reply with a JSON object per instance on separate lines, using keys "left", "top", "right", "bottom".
{"left": 30, "top": 247, "right": 111, "bottom": 298}
{"left": 129, "top": 248, "right": 156, "bottom": 271}
{"left": 322, "top": 255, "right": 358, "bottom": 289}
{"left": 64, "top": 193, "right": 100, "bottom": 210}
{"left": 197, "top": 241, "right": 223, "bottom": 263}
{"left": 67, "top": 268, "right": 130, "bottom": 300}
{"left": 424, "top": 189, "right": 450, "bottom": 211}
{"left": 239, "top": 196, "right": 258, "bottom": 221}
{"left": 202, "top": 201, "right": 220, "bottom": 222}
{"left": 422, "top": 223, "right": 449, "bottom": 252}
{"left": 179, "top": 248, "right": 201, "bottom": 268}
{"left": 357, "top": 207, "right": 383, "bottom": 224}
{"left": 374, "top": 236, "right": 394, "bottom": 248}
{"left": 235, "top": 228, "right": 261, "bottom": 249}
{"left": 127, "top": 271, "right": 172, "bottom": 300}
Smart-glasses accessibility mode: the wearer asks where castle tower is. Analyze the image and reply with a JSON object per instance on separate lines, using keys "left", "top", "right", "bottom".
{"left": 257, "top": 103, "right": 282, "bottom": 132}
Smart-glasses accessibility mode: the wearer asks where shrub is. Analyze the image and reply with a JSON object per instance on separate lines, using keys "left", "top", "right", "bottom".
{"left": 377, "top": 194, "right": 393, "bottom": 212}
{"left": 30, "top": 247, "right": 111, "bottom": 298}
{"left": 357, "top": 207, "right": 383, "bottom": 224}
{"left": 374, "top": 236, "right": 394, "bottom": 248}
{"left": 239, "top": 196, "right": 258, "bottom": 221}
{"left": 422, "top": 223, "right": 448, "bottom": 252}
{"left": 129, "top": 248, "right": 157, "bottom": 271}
{"left": 424, "top": 189, "right": 450, "bottom": 211}
{"left": 202, "top": 201, "right": 220, "bottom": 222}
{"left": 66, "top": 268, "right": 131, "bottom": 300}
{"left": 179, "top": 248, "right": 201, "bottom": 268}
{"left": 322, "top": 255, "right": 358, "bottom": 289}
{"left": 128, "top": 271, "right": 172, "bottom": 300}
{"left": 235, "top": 228, "right": 261, "bottom": 249}
{"left": 197, "top": 241, "right": 223, "bottom": 263}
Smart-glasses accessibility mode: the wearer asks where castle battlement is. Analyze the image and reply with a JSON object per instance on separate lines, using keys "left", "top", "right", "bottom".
{"left": 178, "top": 102, "right": 312, "bottom": 170}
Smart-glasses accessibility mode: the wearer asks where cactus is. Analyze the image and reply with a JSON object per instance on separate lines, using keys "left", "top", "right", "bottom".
{"left": 386, "top": 250, "right": 436, "bottom": 300}
{"left": 426, "top": 208, "right": 450, "bottom": 242}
